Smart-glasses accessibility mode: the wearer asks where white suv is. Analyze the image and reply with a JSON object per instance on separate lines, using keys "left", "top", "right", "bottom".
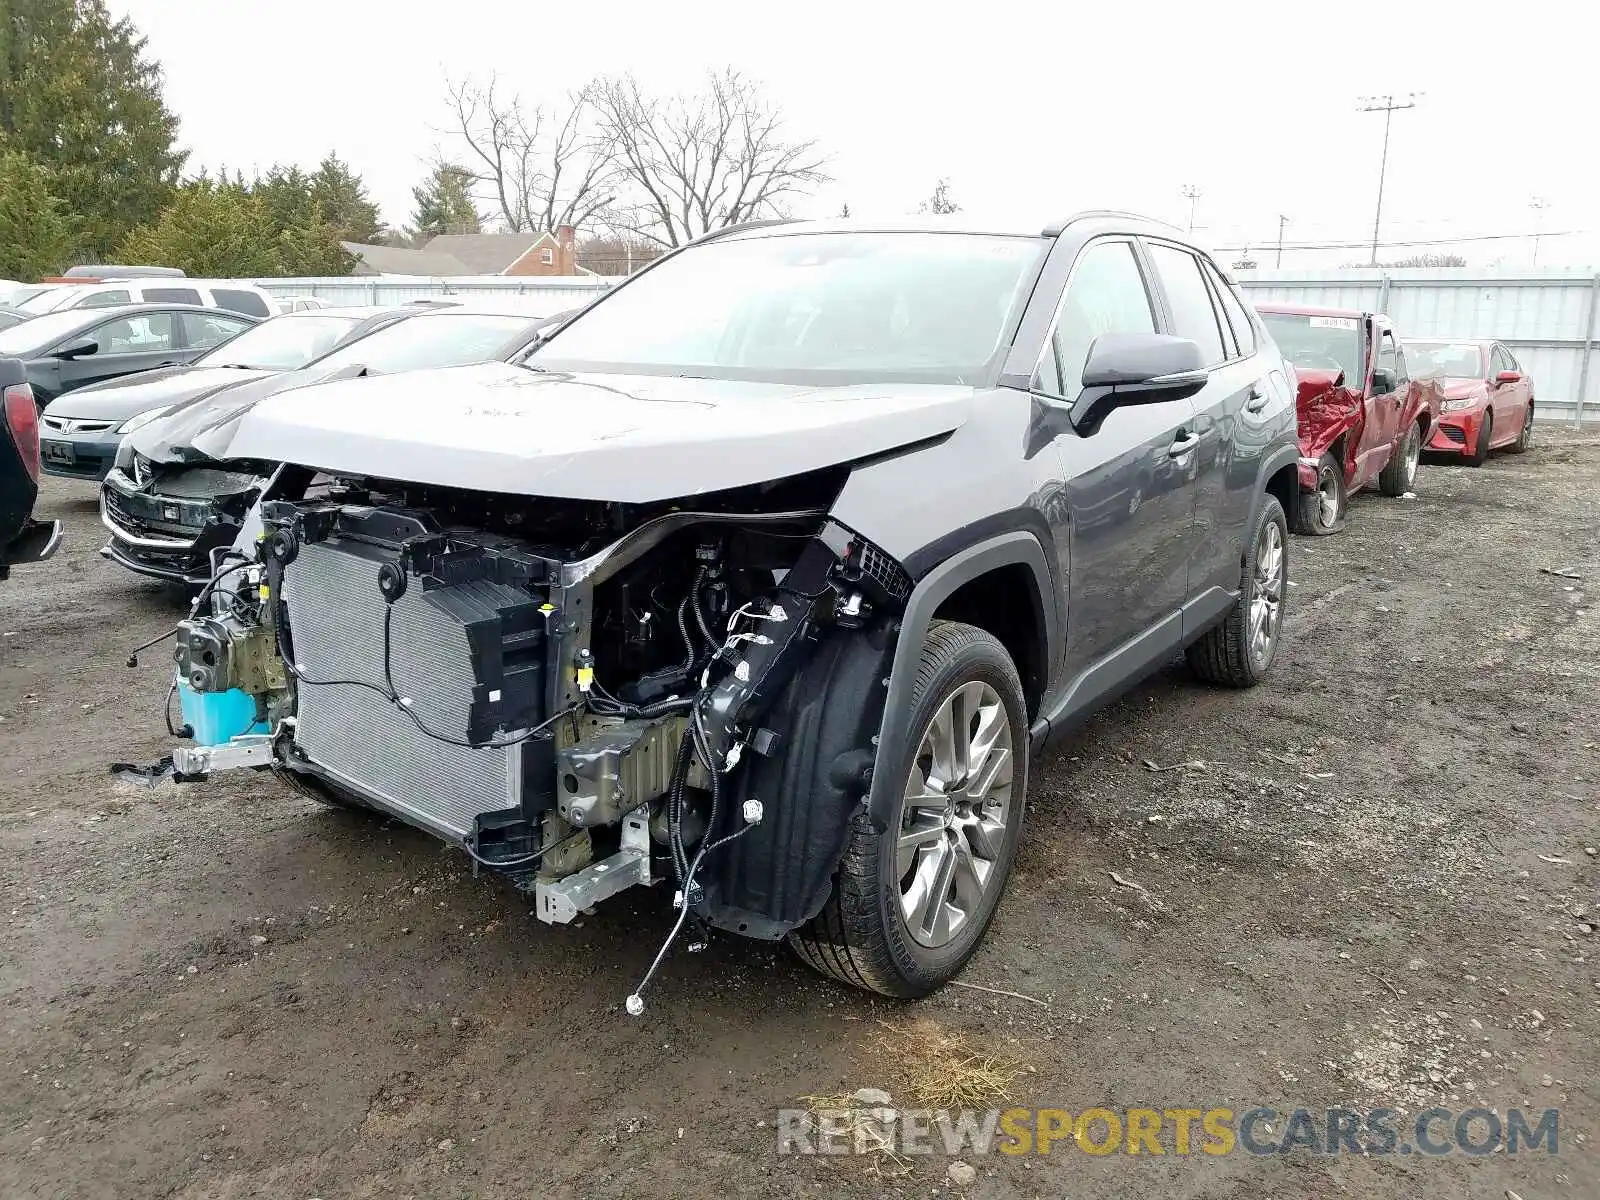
{"left": 14, "top": 280, "right": 280, "bottom": 320}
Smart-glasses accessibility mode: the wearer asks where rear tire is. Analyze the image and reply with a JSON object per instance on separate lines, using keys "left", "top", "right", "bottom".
{"left": 1466, "top": 412, "right": 1493, "bottom": 467}
{"left": 1187, "top": 494, "right": 1287, "bottom": 689}
{"left": 788, "top": 621, "right": 1027, "bottom": 998}
{"left": 1289, "top": 453, "right": 1346, "bottom": 536}
{"left": 1378, "top": 421, "right": 1421, "bottom": 496}
{"left": 1509, "top": 404, "right": 1533, "bottom": 454}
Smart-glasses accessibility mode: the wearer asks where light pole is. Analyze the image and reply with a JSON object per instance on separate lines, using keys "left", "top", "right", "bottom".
{"left": 1529, "top": 196, "right": 1551, "bottom": 266}
{"left": 1358, "top": 93, "right": 1418, "bottom": 266}
{"left": 1180, "top": 184, "right": 1202, "bottom": 234}
{"left": 1276, "top": 214, "right": 1289, "bottom": 268}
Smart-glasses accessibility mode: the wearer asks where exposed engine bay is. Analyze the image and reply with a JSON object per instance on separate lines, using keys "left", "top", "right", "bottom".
{"left": 167, "top": 468, "right": 909, "bottom": 1010}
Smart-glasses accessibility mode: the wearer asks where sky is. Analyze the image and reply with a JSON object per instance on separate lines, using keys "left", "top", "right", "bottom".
{"left": 111, "top": 0, "right": 1598, "bottom": 270}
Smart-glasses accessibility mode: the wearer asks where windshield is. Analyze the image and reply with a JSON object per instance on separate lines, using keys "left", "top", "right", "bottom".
{"left": 0, "top": 309, "right": 93, "bottom": 354}
{"left": 1258, "top": 311, "right": 1364, "bottom": 381}
{"left": 1405, "top": 340, "right": 1484, "bottom": 379}
{"left": 16, "top": 286, "right": 83, "bottom": 314}
{"left": 530, "top": 231, "right": 1044, "bottom": 384}
{"left": 196, "top": 313, "right": 362, "bottom": 370}
{"left": 308, "top": 312, "right": 532, "bottom": 373}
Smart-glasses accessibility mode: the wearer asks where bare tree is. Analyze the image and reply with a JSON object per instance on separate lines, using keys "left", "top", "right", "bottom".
{"left": 441, "top": 76, "right": 616, "bottom": 233}
{"left": 917, "top": 178, "right": 960, "bottom": 215}
{"left": 592, "top": 69, "right": 829, "bottom": 249}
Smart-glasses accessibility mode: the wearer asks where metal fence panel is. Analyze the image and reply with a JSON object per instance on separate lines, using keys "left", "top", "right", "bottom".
{"left": 1239, "top": 269, "right": 1599, "bottom": 423}
{"left": 250, "top": 276, "right": 615, "bottom": 307}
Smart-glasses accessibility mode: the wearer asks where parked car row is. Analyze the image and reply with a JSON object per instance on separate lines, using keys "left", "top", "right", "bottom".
{"left": 0, "top": 217, "right": 1551, "bottom": 1011}
{"left": 1255, "top": 304, "right": 1536, "bottom": 536}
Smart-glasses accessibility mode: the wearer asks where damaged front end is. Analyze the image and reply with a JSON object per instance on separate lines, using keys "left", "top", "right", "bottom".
{"left": 165, "top": 469, "right": 907, "bottom": 995}
{"left": 1293, "top": 367, "right": 1364, "bottom": 488}
{"left": 101, "top": 450, "right": 267, "bottom": 585}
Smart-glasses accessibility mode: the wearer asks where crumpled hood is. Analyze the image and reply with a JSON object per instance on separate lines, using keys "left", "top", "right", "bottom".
{"left": 129, "top": 362, "right": 372, "bottom": 463}
{"left": 226, "top": 362, "right": 979, "bottom": 503}
{"left": 1293, "top": 367, "right": 1365, "bottom": 458}
{"left": 45, "top": 366, "right": 271, "bottom": 422}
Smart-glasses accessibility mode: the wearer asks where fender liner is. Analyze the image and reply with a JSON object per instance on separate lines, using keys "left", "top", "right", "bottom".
{"left": 865, "top": 530, "right": 1057, "bottom": 833}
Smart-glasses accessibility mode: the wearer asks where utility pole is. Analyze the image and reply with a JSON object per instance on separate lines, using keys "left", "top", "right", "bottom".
{"left": 1276, "top": 214, "right": 1289, "bottom": 268}
{"left": 1529, "top": 196, "right": 1551, "bottom": 266}
{"left": 1358, "top": 93, "right": 1418, "bottom": 266}
{"left": 1180, "top": 184, "right": 1202, "bottom": 234}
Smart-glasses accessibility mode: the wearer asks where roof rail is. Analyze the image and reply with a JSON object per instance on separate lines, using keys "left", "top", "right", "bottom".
{"left": 1042, "top": 210, "right": 1179, "bottom": 237}
{"left": 687, "top": 218, "right": 796, "bottom": 246}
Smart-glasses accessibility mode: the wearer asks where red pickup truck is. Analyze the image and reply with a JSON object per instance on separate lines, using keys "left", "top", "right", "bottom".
{"left": 1254, "top": 305, "right": 1441, "bottom": 536}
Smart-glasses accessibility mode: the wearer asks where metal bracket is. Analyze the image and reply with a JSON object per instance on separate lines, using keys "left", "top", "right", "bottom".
{"left": 172, "top": 734, "right": 275, "bottom": 777}
{"left": 534, "top": 809, "right": 653, "bottom": 924}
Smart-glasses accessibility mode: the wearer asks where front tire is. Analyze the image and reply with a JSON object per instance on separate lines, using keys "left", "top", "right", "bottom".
{"left": 1509, "top": 403, "right": 1533, "bottom": 454}
{"left": 1379, "top": 421, "right": 1421, "bottom": 496}
{"left": 1289, "top": 453, "right": 1346, "bottom": 536}
{"left": 789, "top": 621, "right": 1027, "bottom": 998}
{"left": 1466, "top": 412, "right": 1493, "bottom": 467}
{"left": 1187, "top": 494, "right": 1288, "bottom": 689}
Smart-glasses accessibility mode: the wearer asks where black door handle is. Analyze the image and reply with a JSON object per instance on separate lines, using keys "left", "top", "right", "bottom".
{"left": 1245, "top": 385, "right": 1269, "bottom": 414}
{"left": 1168, "top": 431, "right": 1200, "bottom": 458}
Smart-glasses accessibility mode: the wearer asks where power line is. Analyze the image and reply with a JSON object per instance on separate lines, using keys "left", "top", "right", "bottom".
{"left": 1211, "top": 228, "right": 1585, "bottom": 253}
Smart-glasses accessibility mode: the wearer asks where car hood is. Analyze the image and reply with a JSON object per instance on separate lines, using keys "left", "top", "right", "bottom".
{"left": 226, "top": 362, "right": 979, "bottom": 503}
{"left": 129, "top": 362, "right": 373, "bottom": 464}
{"left": 1440, "top": 379, "right": 1487, "bottom": 402}
{"left": 44, "top": 366, "right": 273, "bottom": 422}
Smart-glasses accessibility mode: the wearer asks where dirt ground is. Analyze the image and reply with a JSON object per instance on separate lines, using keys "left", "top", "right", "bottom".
{"left": 3, "top": 428, "right": 1597, "bottom": 1200}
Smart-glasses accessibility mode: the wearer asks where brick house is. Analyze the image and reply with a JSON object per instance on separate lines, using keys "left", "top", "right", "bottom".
{"left": 423, "top": 226, "right": 592, "bottom": 277}
{"left": 342, "top": 225, "right": 593, "bottom": 278}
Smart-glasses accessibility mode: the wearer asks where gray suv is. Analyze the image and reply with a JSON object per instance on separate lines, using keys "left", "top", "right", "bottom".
{"left": 162, "top": 211, "right": 1300, "bottom": 1004}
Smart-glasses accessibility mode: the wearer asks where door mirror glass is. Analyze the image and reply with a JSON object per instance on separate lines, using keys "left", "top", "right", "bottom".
{"left": 1371, "top": 366, "right": 1396, "bottom": 394}
{"left": 54, "top": 338, "right": 99, "bottom": 360}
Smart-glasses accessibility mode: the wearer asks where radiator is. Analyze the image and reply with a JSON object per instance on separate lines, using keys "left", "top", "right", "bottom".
{"left": 283, "top": 540, "right": 529, "bottom": 840}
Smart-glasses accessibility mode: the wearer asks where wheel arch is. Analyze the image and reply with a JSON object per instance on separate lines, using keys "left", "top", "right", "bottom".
{"left": 865, "top": 531, "right": 1057, "bottom": 833}
{"left": 1254, "top": 446, "right": 1300, "bottom": 551}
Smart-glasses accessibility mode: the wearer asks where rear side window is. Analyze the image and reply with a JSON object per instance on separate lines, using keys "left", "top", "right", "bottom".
{"left": 1035, "top": 239, "right": 1157, "bottom": 397}
{"left": 1201, "top": 260, "right": 1255, "bottom": 357}
{"left": 212, "top": 288, "right": 271, "bottom": 317}
{"left": 78, "top": 289, "right": 131, "bottom": 308}
{"left": 144, "top": 287, "right": 203, "bottom": 305}
{"left": 1146, "top": 243, "right": 1227, "bottom": 366}
{"left": 182, "top": 312, "right": 253, "bottom": 349}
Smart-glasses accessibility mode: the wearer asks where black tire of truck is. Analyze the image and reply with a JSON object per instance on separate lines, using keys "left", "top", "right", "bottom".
{"left": 1378, "top": 420, "right": 1422, "bottom": 496}
{"left": 788, "top": 621, "right": 1028, "bottom": 998}
{"left": 1289, "top": 453, "right": 1346, "bottom": 536}
{"left": 1186, "top": 493, "right": 1289, "bottom": 689}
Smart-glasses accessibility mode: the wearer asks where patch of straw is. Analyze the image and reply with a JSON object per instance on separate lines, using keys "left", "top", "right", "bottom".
{"left": 875, "top": 1017, "right": 1023, "bottom": 1109}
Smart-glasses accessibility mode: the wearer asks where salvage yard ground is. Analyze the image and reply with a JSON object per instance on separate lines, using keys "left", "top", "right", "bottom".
{"left": 3, "top": 431, "right": 1598, "bottom": 1200}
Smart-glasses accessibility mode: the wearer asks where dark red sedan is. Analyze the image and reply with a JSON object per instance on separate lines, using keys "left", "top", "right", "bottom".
{"left": 1405, "top": 339, "right": 1535, "bottom": 465}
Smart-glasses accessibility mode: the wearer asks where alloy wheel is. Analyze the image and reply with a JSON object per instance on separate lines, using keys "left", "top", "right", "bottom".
{"left": 1249, "top": 520, "right": 1285, "bottom": 668}
{"left": 1402, "top": 427, "right": 1420, "bottom": 488}
{"left": 1316, "top": 466, "right": 1340, "bottom": 528}
{"left": 896, "top": 680, "right": 1015, "bottom": 949}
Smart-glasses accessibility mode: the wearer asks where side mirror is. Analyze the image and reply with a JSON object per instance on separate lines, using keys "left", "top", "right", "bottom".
{"left": 1371, "top": 367, "right": 1396, "bottom": 394}
{"left": 1495, "top": 370, "right": 1521, "bottom": 385}
{"left": 54, "top": 338, "right": 99, "bottom": 360}
{"left": 1069, "top": 333, "right": 1208, "bottom": 435}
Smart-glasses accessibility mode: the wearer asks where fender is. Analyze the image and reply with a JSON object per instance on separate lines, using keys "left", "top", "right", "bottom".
{"left": 1252, "top": 443, "right": 1300, "bottom": 531}
{"left": 865, "top": 529, "right": 1057, "bottom": 833}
